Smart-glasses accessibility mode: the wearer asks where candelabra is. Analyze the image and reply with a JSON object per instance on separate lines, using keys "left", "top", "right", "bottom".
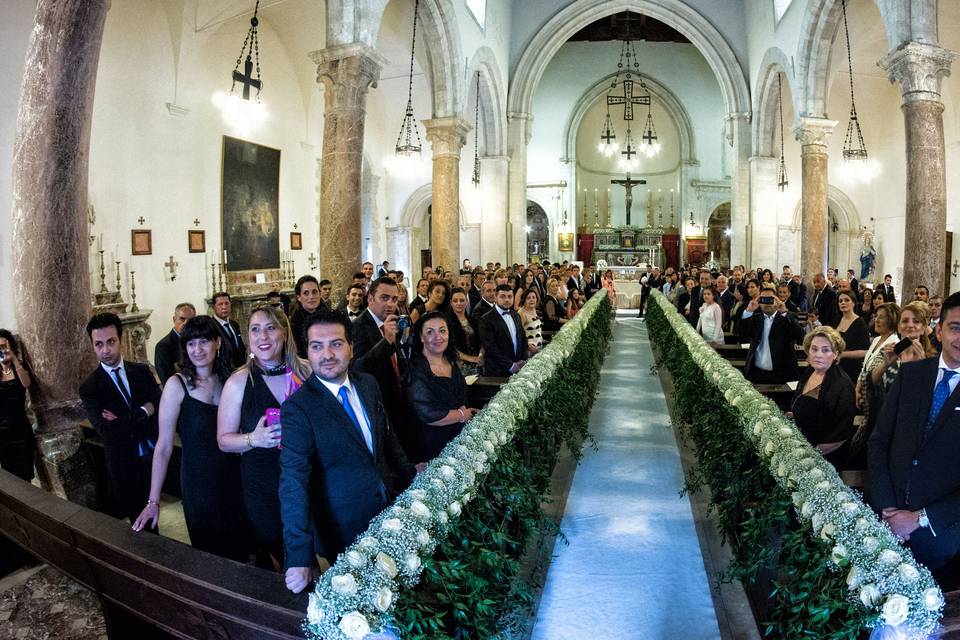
{"left": 129, "top": 271, "right": 139, "bottom": 312}
{"left": 210, "top": 263, "right": 218, "bottom": 293}
{"left": 98, "top": 250, "right": 107, "bottom": 293}
{"left": 218, "top": 263, "right": 226, "bottom": 292}
{"left": 115, "top": 261, "right": 122, "bottom": 292}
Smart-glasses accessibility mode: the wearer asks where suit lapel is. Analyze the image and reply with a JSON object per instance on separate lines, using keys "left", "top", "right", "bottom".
{"left": 98, "top": 365, "right": 131, "bottom": 411}
{"left": 313, "top": 376, "right": 374, "bottom": 459}
{"left": 922, "top": 361, "right": 960, "bottom": 444}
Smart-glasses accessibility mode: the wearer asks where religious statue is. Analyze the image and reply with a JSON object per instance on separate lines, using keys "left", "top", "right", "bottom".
{"left": 859, "top": 231, "right": 877, "bottom": 281}
{"left": 611, "top": 173, "right": 646, "bottom": 226}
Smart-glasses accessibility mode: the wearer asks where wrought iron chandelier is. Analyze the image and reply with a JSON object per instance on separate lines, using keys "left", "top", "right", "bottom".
{"left": 599, "top": 38, "right": 659, "bottom": 160}
{"left": 777, "top": 73, "right": 789, "bottom": 191}
{"left": 472, "top": 72, "right": 481, "bottom": 187}
{"left": 619, "top": 127, "right": 639, "bottom": 172}
{"left": 840, "top": 0, "right": 867, "bottom": 162}
{"left": 230, "top": 0, "right": 263, "bottom": 101}
{"left": 395, "top": 0, "right": 423, "bottom": 157}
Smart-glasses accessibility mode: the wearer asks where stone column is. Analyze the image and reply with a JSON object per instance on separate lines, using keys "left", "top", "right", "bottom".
{"left": 479, "top": 156, "right": 510, "bottom": 264}
{"left": 748, "top": 156, "right": 779, "bottom": 269}
{"left": 12, "top": 0, "right": 110, "bottom": 502}
{"left": 507, "top": 113, "right": 532, "bottom": 264}
{"left": 880, "top": 43, "right": 956, "bottom": 297}
{"left": 794, "top": 117, "right": 837, "bottom": 281}
{"left": 423, "top": 117, "right": 470, "bottom": 272}
{"left": 726, "top": 112, "right": 752, "bottom": 266}
{"left": 310, "top": 43, "right": 386, "bottom": 301}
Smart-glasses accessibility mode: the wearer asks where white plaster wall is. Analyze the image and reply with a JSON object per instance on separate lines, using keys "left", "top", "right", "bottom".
{"left": 88, "top": 2, "right": 324, "bottom": 357}
{"left": 0, "top": 0, "right": 38, "bottom": 332}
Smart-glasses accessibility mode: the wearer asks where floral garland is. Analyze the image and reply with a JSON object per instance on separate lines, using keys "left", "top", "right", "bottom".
{"left": 649, "top": 291, "right": 943, "bottom": 638}
{"left": 304, "top": 293, "right": 607, "bottom": 640}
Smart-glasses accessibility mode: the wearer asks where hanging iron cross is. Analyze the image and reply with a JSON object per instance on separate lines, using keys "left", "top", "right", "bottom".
{"left": 642, "top": 125, "right": 657, "bottom": 145}
{"left": 607, "top": 78, "right": 649, "bottom": 121}
{"left": 621, "top": 143, "right": 636, "bottom": 161}
{"left": 600, "top": 126, "right": 616, "bottom": 144}
{"left": 233, "top": 55, "right": 262, "bottom": 100}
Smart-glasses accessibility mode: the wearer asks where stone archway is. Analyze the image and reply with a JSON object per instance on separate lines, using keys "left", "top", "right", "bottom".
{"left": 789, "top": 185, "right": 863, "bottom": 276}
{"left": 526, "top": 201, "right": 550, "bottom": 261}
{"left": 706, "top": 202, "right": 731, "bottom": 269}
{"left": 466, "top": 47, "right": 507, "bottom": 157}
{"left": 752, "top": 47, "right": 796, "bottom": 157}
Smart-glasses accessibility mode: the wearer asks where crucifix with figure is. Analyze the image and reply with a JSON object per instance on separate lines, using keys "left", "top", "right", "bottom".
{"left": 607, "top": 78, "right": 649, "bottom": 121}
{"left": 611, "top": 172, "right": 646, "bottom": 226}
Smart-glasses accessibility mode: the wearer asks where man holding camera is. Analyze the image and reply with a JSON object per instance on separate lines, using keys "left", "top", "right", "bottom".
{"left": 739, "top": 283, "right": 804, "bottom": 384}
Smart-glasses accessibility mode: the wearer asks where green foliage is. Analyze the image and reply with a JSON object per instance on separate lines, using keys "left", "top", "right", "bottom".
{"left": 645, "top": 300, "right": 871, "bottom": 638}
{"left": 392, "top": 297, "right": 613, "bottom": 639}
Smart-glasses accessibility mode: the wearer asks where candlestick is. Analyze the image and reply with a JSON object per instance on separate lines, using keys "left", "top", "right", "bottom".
{"left": 593, "top": 188, "right": 599, "bottom": 228}
{"left": 98, "top": 250, "right": 107, "bottom": 293}
{"left": 115, "top": 261, "right": 122, "bottom": 292}
{"left": 210, "top": 263, "right": 217, "bottom": 293}
{"left": 129, "top": 271, "right": 139, "bottom": 312}
{"left": 218, "top": 262, "right": 225, "bottom": 292}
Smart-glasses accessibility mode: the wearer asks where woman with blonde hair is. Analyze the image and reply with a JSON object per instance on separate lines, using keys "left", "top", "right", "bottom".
{"left": 217, "top": 304, "right": 310, "bottom": 568}
{"left": 871, "top": 300, "right": 937, "bottom": 393}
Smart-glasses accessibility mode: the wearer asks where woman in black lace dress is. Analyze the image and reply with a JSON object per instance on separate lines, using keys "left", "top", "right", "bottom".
{"left": 0, "top": 330, "right": 35, "bottom": 481}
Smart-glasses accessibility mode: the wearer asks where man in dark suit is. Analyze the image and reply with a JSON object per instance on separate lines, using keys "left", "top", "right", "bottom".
{"left": 153, "top": 302, "right": 195, "bottom": 384}
{"left": 584, "top": 264, "right": 602, "bottom": 300}
{"left": 280, "top": 310, "right": 416, "bottom": 594}
{"left": 479, "top": 284, "right": 529, "bottom": 378}
{"left": 80, "top": 313, "right": 161, "bottom": 529}
{"left": 881, "top": 274, "right": 897, "bottom": 304}
{"left": 472, "top": 280, "right": 497, "bottom": 321}
{"left": 811, "top": 273, "right": 839, "bottom": 328}
{"left": 212, "top": 292, "right": 246, "bottom": 369}
{"left": 468, "top": 271, "right": 485, "bottom": 311}
{"left": 739, "top": 288, "right": 803, "bottom": 384}
{"left": 716, "top": 275, "right": 736, "bottom": 324}
{"left": 869, "top": 293, "right": 960, "bottom": 584}
{"left": 351, "top": 277, "right": 412, "bottom": 456}
{"left": 847, "top": 269, "right": 859, "bottom": 295}
{"left": 566, "top": 264, "right": 584, "bottom": 293}
{"left": 409, "top": 278, "right": 430, "bottom": 313}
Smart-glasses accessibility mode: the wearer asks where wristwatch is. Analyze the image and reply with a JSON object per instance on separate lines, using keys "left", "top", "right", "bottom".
{"left": 918, "top": 509, "right": 930, "bottom": 529}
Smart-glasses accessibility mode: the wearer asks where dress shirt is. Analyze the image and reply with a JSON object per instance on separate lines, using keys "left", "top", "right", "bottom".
{"left": 317, "top": 375, "right": 374, "bottom": 454}
{"left": 218, "top": 318, "right": 238, "bottom": 345}
{"left": 497, "top": 306, "right": 519, "bottom": 355}
{"left": 101, "top": 361, "right": 132, "bottom": 400}
{"left": 346, "top": 307, "right": 363, "bottom": 321}
{"left": 741, "top": 309, "right": 780, "bottom": 371}
{"left": 368, "top": 308, "right": 385, "bottom": 329}
{"left": 935, "top": 355, "right": 960, "bottom": 397}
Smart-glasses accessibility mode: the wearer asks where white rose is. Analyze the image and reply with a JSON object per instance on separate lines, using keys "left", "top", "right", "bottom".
{"left": 820, "top": 523, "right": 836, "bottom": 541}
{"left": 438, "top": 511, "right": 449, "bottom": 524}
{"left": 764, "top": 441, "right": 775, "bottom": 456}
{"left": 444, "top": 457, "right": 458, "bottom": 466}
{"left": 816, "top": 480, "right": 832, "bottom": 491}
{"left": 331, "top": 573, "right": 358, "bottom": 596}
{"left": 359, "top": 536, "right": 378, "bottom": 550}
{"left": 800, "top": 501, "right": 813, "bottom": 518}
{"left": 474, "top": 461, "right": 486, "bottom": 473}
{"left": 777, "top": 463, "right": 787, "bottom": 478}
{"left": 731, "top": 395, "right": 743, "bottom": 407}
{"left": 416, "top": 529, "right": 431, "bottom": 547}
{"left": 431, "top": 478, "right": 445, "bottom": 488}
{"left": 408, "top": 489, "right": 427, "bottom": 501}
{"left": 725, "top": 389, "right": 735, "bottom": 402}
{"left": 404, "top": 553, "right": 421, "bottom": 573}
{"left": 831, "top": 544, "right": 848, "bottom": 565}
{"left": 779, "top": 427, "right": 793, "bottom": 437}
{"left": 856, "top": 517, "right": 871, "bottom": 532}
{"left": 881, "top": 594, "right": 910, "bottom": 627}
{"left": 307, "top": 593, "right": 325, "bottom": 623}
{"left": 476, "top": 451, "right": 488, "bottom": 465}
{"left": 752, "top": 422, "right": 763, "bottom": 437}
{"left": 846, "top": 566, "right": 861, "bottom": 590}
{"left": 843, "top": 502, "right": 859, "bottom": 514}
{"left": 835, "top": 491, "right": 849, "bottom": 503}
{"left": 808, "top": 468, "right": 824, "bottom": 481}
{"left": 792, "top": 492, "right": 804, "bottom": 508}
{"left": 410, "top": 501, "right": 431, "bottom": 519}
{"left": 345, "top": 550, "right": 365, "bottom": 568}
{"left": 483, "top": 440, "right": 495, "bottom": 454}
{"left": 375, "top": 552, "right": 398, "bottom": 578}
{"left": 898, "top": 563, "right": 920, "bottom": 582}
{"left": 862, "top": 537, "right": 879, "bottom": 553}
{"left": 381, "top": 518, "right": 403, "bottom": 533}
{"left": 374, "top": 586, "right": 393, "bottom": 613}
{"left": 859, "top": 584, "right": 881, "bottom": 607}
{"left": 448, "top": 501, "right": 462, "bottom": 517}
{"left": 338, "top": 612, "right": 371, "bottom": 640}
{"left": 811, "top": 514, "right": 824, "bottom": 533}
{"left": 923, "top": 587, "right": 944, "bottom": 611}
{"left": 462, "top": 492, "right": 473, "bottom": 503}
{"left": 879, "top": 549, "right": 900, "bottom": 565}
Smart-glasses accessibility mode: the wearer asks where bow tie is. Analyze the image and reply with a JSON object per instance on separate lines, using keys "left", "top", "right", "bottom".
{"left": 348, "top": 310, "right": 360, "bottom": 317}
{"left": 500, "top": 310, "right": 511, "bottom": 316}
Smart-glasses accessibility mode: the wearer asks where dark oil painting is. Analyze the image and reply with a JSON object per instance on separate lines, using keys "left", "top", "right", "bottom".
{"left": 221, "top": 136, "right": 280, "bottom": 271}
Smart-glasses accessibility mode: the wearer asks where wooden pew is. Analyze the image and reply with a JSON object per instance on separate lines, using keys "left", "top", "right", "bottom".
{"left": 467, "top": 376, "right": 508, "bottom": 409}
{"left": 752, "top": 383, "right": 795, "bottom": 411}
{"left": 729, "top": 359, "right": 808, "bottom": 370}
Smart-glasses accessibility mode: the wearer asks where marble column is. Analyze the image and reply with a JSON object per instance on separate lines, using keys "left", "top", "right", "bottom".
{"left": 479, "top": 156, "right": 510, "bottom": 264}
{"left": 423, "top": 117, "right": 470, "bottom": 272}
{"left": 794, "top": 117, "right": 837, "bottom": 281}
{"left": 748, "top": 156, "right": 779, "bottom": 270}
{"left": 726, "top": 112, "right": 752, "bottom": 266}
{"left": 881, "top": 42, "right": 956, "bottom": 297}
{"left": 310, "top": 43, "right": 386, "bottom": 302}
{"left": 507, "top": 113, "right": 533, "bottom": 264}
{"left": 12, "top": 0, "right": 110, "bottom": 502}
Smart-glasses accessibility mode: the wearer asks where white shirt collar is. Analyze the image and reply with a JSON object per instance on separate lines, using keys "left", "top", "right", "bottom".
{"left": 317, "top": 373, "right": 352, "bottom": 398}
{"left": 367, "top": 308, "right": 384, "bottom": 328}
{"left": 101, "top": 361, "right": 125, "bottom": 375}
{"left": 938, "top": 355, "right": 960, "bottom": 375}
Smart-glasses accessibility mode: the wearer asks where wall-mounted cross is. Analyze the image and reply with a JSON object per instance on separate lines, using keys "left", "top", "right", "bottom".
{"left": 193, "top": 218, "right": 201, "bottom": 227}
{"left": 164, "top": 255, "right": 179, "bottom": 281}
{"left": 293, "top": 223, "right": 298, "bottom": 229}
{"left": 607, "top": 78, "right": 649, "bottom": 121}
{"left": 233, "top": 56, "right": 262, "bottom": 101}
{"left": 137, "top": 216, "right": 145, "bottom": 225}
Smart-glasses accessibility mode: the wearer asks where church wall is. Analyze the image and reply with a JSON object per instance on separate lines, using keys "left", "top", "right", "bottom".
{"left": 87, "top": 2, "right": 324, "bottom": 358}
{"left": 0, "top": 0, "right": 38, "bottom": 332}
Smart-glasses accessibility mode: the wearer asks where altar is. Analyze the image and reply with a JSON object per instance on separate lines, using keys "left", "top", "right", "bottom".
{"left": 591, "top": 228, "right": 664, "bottom": 269}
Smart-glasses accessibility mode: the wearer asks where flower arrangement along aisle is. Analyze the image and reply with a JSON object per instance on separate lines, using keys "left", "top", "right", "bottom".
{"left": 645, "top": 291, "right": 942, "bottom": 639}
{"left": 304, "top": 293, "right": 613, "bottom": 639}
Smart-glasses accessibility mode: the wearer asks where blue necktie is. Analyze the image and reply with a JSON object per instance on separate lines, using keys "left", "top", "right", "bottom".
{"left": 927, "top": 369, "right": 958, "bottom": 429}
{"left": 338, "top": 386, "right": 370, "bottom": 452}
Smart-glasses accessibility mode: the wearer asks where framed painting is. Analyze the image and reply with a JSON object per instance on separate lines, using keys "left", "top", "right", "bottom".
{"left": 188, "top": 230, "right": 205, "bottom": 253}
{"left": 558, "top": 232, "right": 574, "bottom": 252}
{"left": 290, "top": 231, "right": 302, "bottom": 250}
{"left": 131, "top": 229, "right": 152, "bottom": 255}
{"left": 221, "top": 136, "right": 281, "bottom": 271}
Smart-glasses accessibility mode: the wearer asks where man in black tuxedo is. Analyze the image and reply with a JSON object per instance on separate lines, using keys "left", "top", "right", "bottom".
{"left": 409, "top": 278, "right": 430, "bottom": 313}
{"left": 739, "top": 288, "right": 803, "bottom": 384}
{"left": 880, "top": 274, "right": 897, "bottom": 304}
{"left": 351, "top": 277, "right": 412, "bottom": 456}
{"left": 715, "top": 275, "right": 735, "bottom": 325}
{"left": 479, "top": 284, "right": 529, "bottom": 378}
{"left": 566, "top": 264, "right": 584, "bottom": 293}
{"left": 468, "top": 271, "right": 485, "bottom": 311}
{"left": 337, "top": 284, "right": 366, "bottom": 322}
{"left": 280, "top": 311, "right": 416, "bottom": 593}
{"left": 869, "top": 293, "right": 960, "bottom": 584}
{"left": 472, "top": 280, "right": 497, "bottom": 321}
{"left": 153, "top": 302, "right": 195, "bottom": 384}
{"left": 212, "top": 292, "right": 246, "bottom": 369}
{"left": 584, "top": 264, "right": 602, "bottom": 300}
{"left": 847, "top": 269, "right": 859, "bottom": 294}
{"left": 80, "top": 313, "right": 161, "bottom": 529}
{"left": 810, "top": 273, "right": 839, "bottom": 328}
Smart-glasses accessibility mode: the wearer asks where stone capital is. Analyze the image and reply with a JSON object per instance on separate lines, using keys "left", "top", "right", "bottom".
{"left": 423, "top": 116, "right": 471, "bottom": 159}
{"left": 310, "top": 43, "right": 386, "bottom": 112}
{"left": 793, "top": 117, "right": 837, "bottom": 148}
{"left": 879, "top": 42, "right": 957, "bottom": 104}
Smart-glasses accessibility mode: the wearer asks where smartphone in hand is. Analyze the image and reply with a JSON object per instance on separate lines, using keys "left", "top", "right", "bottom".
{"left": 266, "top": 407, "right": 282, "bottom": 449}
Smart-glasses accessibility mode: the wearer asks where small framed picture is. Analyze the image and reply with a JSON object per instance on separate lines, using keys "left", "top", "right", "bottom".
{"left": 131, "top": 229, "right": 152, "bottom": 256}
{"left": 290, "top": 231, "right": 303, "bottom": 251}
{"left": 188, "top": 230, "right": 206, "bottom": 253}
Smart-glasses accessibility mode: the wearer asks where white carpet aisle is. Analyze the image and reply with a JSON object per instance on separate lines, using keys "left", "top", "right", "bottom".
{"left": 530, "top": 317, "right": 721, "bottom": 640}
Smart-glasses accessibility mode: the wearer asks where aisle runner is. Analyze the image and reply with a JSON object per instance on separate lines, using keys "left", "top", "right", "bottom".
{"left": 530, "top": 318, "right": 720, "bottom": 640}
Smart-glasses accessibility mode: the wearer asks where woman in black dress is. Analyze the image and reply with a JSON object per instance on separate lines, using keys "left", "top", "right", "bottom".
{"left": 217, "top": 305, "right": 311, "bottom": 568}
{"left": 787, "top": 326, "right": 857, "bottom": 469}
{"left": 835, "top": 290, "right": 871, "bottom": 382}
{"left": 0, "top": 329, "right": 35, "bottom": 481}
{"left": 405, "top": 311, "right": 478, "bottom": 463}
{"left": 447, "top": 287, "right": 480, "bottom": 375}
{"left": 133, "top": 317, "right": 249, "bottom": 561}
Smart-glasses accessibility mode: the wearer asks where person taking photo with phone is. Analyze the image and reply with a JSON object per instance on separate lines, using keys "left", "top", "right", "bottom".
{"left": 739, "top": 283, "right": 804, "bottom": 384}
